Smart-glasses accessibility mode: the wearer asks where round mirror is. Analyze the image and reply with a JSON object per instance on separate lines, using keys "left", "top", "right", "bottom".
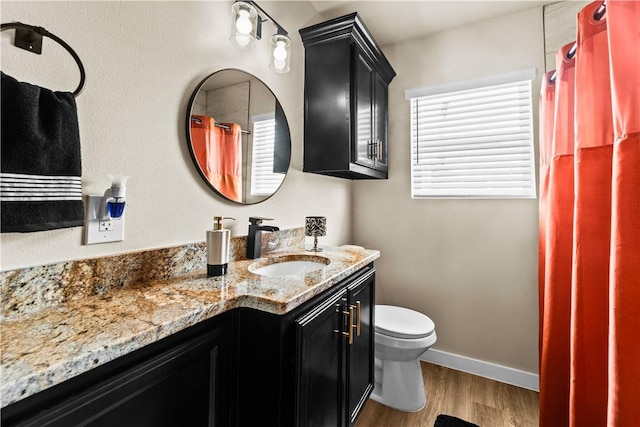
{"left": 186, "top": 69, "right": 291, "bottom": 204}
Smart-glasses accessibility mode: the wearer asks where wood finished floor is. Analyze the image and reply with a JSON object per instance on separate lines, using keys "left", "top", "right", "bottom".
{"left": 355, "top": 362, "right": 539, "bottom": 427}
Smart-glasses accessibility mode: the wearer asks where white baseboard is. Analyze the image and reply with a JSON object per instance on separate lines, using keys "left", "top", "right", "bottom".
{"left": 420, "top": 349, "right": 540, "bottom": 392}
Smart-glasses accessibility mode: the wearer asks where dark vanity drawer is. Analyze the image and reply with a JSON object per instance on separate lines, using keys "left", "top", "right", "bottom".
{"left": 2, "top": 315, "right": 232, "bottom": 427}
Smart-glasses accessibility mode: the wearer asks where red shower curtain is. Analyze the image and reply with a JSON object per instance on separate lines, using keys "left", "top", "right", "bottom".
{"left": 538, "top": 1, "right": 640, "bottom": 426}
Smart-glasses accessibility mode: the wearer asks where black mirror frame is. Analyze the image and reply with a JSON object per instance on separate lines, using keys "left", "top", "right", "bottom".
{"left": 185, "top": 68, "right": 291, "bottom": 204}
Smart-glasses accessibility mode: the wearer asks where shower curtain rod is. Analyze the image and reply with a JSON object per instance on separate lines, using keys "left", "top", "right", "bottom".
{"left": 549, "top": 1, "right": 607, "bottom": 83}
{"left": 190, "top": 116, "right": 251, "bottom": 134}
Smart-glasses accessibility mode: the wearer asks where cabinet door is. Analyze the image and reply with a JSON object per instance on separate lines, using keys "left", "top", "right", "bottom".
{"left": 346, "top": 269, "right": 375, "bottom": 426}
{"left": 373, "top": 74, "right": 389, "bottom": 172}
{"left": 353, "top": 51, "right": 375, "bottom": 170}
{"left": 10, "top": 325, "right": 231, "bottom": 427}
{"left": 295, "top": 288, "right": 348, "bottom": 427}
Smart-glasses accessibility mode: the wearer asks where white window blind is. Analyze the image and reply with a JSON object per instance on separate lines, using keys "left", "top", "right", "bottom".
{"left": 250, "top": 115, "right": 284, "bottom": 196}
{"left": 406, "top": 70, "right": 537, "bottom": 199}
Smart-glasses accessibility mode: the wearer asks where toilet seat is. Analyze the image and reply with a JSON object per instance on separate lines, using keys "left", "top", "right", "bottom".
{"left": 375, "top": 305, "right": 435, "bottom": 339}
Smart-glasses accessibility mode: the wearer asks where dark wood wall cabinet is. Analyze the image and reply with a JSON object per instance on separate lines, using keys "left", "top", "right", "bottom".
{"left": 2, "top": 266, "right": 376, "bottom": 427}
{"left": 300, "top": 13, "right": 396, "bottom": 180}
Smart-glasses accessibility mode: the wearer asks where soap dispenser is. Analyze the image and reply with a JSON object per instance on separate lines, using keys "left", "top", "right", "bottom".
{"left": 207, "top": 216, "right": 235, "bottom": 277}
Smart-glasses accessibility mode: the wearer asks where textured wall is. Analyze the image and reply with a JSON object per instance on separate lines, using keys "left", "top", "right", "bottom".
{"left": 353, "top": 6, "right": 544, "bottom": 374}
{"left": 2, "top": 0, "right": 545, "bottom": 376}
{"left": 0, "top": 1, "right": 352, "bottom": 270}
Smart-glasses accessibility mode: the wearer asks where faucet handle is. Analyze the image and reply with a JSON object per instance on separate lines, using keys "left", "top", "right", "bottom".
{"left": 249, "top": 216, "right": 274, "bottom": 225}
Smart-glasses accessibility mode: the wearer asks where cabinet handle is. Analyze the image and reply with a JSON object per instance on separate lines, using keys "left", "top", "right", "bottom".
{"left": 355, "top": 301, "right": 361, "bottom": 336}
{"left": 376, "top": 140, "right": 383, "bottom": 160}
{"left": 342, "top": 307, "right": 354, "bottom": 344}
{"left": 348, "top": 301, "right": 361, "bottom": 338}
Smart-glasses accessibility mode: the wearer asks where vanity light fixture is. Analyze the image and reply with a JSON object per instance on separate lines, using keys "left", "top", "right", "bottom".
{"left": 229, "top": 0, "right": 291, "bottom": 73}
{"left": 229, "top": 1, "right": 258, "bottom": 49}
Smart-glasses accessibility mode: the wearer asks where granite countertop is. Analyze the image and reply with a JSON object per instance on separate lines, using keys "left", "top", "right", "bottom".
{"left": 0, "top": 245, "right": 379, "bottom": 408}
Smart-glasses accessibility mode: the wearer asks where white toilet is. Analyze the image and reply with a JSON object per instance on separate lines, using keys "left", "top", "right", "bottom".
{"left": 370, "top": 305, "right": 437, "bottom": 412}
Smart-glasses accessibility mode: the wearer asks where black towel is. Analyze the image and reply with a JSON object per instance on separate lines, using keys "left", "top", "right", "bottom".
{"left": 1, "top": 72, "right": 84, "bottom": 232}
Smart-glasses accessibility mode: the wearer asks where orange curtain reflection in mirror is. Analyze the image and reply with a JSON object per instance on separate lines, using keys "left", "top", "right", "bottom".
{"left": 191, "top": 115, "right": 242, "bottom": 202}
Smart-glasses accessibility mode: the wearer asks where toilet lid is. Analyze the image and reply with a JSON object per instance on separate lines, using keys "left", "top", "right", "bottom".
{"left": 375, "top": 305, "right": 435, "bottom": 339}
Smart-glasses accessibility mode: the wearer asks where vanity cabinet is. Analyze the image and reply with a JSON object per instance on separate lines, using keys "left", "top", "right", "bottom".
{"left": 1, "top": 314, "right": 233, "bottom": 427}
{"left": 296, "top": 268, "right": 375, "bottom": 426}
{"left": 235, "top": 265, "right": 376, "bottom": 427}
{"left": 300, "top": 13, "right": 396, "bottom": 180}
{"left": 2, "top": 266, "right": 376, "bottom": 427}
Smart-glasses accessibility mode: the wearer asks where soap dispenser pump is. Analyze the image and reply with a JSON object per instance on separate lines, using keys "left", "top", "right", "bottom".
{"left": 207, "top": 216, "right": 235, "bottom": 277}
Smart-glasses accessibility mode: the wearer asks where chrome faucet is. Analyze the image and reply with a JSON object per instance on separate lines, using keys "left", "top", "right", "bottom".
{"left": 247, "top": 217, "right": 279, "bottom": 259}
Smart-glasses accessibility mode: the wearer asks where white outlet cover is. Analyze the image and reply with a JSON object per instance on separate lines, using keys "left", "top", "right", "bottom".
{"left": 84, "top": 195, "right": 125, "bottom": 245}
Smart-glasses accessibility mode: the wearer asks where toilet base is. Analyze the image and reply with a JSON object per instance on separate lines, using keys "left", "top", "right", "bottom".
{"left": 370, "top": 357, "right": 426, "bottom": 412}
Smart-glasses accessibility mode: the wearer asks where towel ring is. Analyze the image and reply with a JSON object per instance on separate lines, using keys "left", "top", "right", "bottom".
{"left": 1, "top": 22, "right": 85, "bottom": 96}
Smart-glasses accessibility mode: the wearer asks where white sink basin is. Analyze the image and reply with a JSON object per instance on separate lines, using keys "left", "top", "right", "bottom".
{"left": 249, "top": 255, "right": 330, "bottom": 277}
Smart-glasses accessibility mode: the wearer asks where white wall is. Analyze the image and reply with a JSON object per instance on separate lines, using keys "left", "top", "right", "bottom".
{"left": 0, "top": 1, "right": 352, "bottom": 270}
{"left": 353, "top": 7, "right": 543, "bottom": 374}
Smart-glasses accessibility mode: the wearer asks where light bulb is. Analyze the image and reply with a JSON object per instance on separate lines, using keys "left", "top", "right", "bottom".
{"left": 235, "top": 34, "right": 251, "bottom": 47}
{"left": 235, "top": 9, "right": 253, "bottom": 35}
{"left": 269, "top": 34, "right": 290, "bottom": 73}
{"left": 273, "top": 41, "right": 288, "bottom": 61}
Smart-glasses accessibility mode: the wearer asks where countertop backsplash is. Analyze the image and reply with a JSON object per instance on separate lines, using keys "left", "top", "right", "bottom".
{"left": 0, "top": 227, "right": 305, "bottom": 320}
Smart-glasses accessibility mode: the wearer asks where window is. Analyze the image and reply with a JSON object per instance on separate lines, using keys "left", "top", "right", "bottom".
{"left": 250, "top": 114, "right": 284, "bottom": 196}
{"left": 405, "top": 69, "right": 537, "bottom": 199}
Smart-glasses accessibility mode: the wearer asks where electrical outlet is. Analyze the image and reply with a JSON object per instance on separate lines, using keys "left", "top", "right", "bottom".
{"left": 84, "top": 196, "right": 125, "bottom": 245}
{"left": 99, "top": 221, "right": 114, "bottom": 232}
